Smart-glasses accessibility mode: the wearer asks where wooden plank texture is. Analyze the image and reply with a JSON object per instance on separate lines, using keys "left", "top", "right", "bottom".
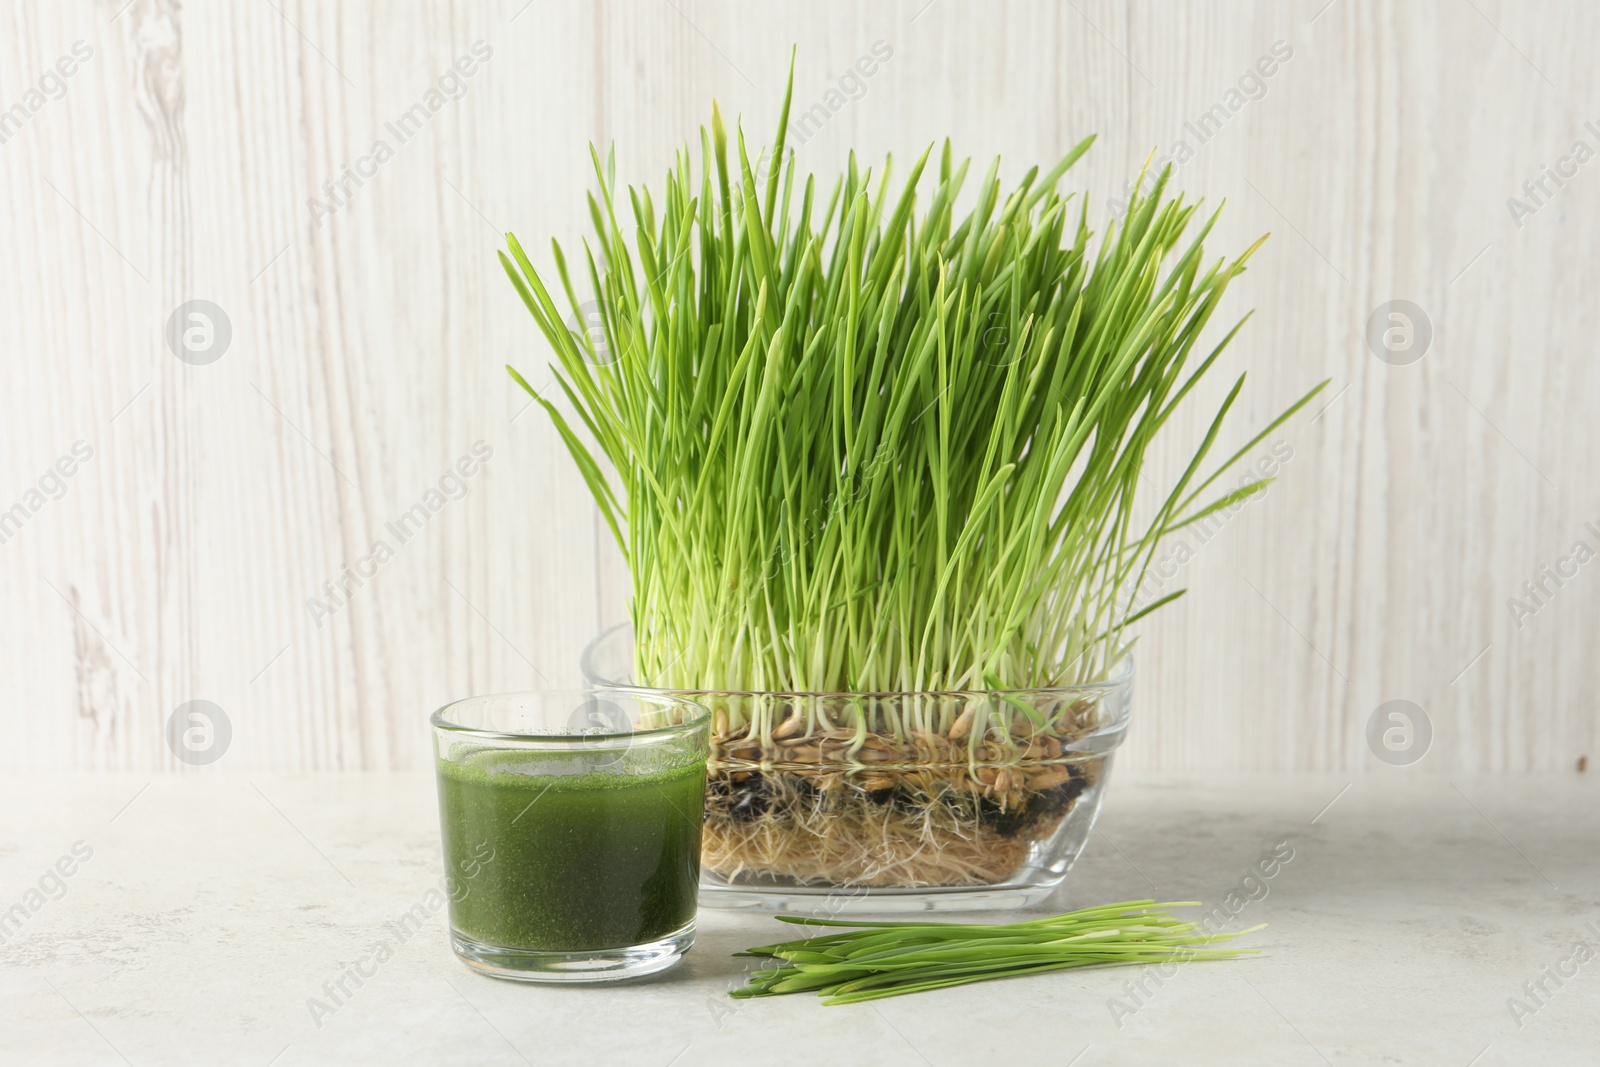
{"left": 2, "top": 0, "right": 1595, "bottom": 772}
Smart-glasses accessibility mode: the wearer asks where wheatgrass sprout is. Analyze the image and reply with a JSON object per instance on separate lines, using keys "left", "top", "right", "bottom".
{"left": 504, "top": 63, "right": 1324, "bottom": 889}
{"left": 730, "top": 901, "right": 1264, "bottom": 1004}
{"left": 502, "top": 63, "right": 1325, "bottom": 700}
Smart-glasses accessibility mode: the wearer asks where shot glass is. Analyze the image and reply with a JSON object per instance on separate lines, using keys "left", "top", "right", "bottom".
{"left": 431, "top": 690, "right": 710, "bottom": 981}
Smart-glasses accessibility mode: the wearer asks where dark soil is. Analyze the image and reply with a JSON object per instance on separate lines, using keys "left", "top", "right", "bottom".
{"left": 707, "top": 762, "right": 1090, "bottom": 838}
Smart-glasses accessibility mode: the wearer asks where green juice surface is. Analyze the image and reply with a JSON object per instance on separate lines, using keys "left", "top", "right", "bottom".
{"left": 436, "top": 751, "right": 704, "bottom": 952}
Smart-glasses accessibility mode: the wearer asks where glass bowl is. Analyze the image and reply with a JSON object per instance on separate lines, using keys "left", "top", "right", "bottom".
{"left": 582, "top": 625, "right": 1132, "bottom": 913}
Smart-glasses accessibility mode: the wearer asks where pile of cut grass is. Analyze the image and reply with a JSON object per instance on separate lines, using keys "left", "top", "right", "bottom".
{"left": 732, "top": 900, "right": 1263, "bottom": 1004}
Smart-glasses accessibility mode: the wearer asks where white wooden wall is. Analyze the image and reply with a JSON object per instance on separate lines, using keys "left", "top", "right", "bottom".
{"left": 3, "top": 0, "right": 1596, "bottom": 773}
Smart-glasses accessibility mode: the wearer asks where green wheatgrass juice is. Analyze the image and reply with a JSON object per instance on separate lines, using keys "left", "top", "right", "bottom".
{"left": 436, "top": 748, "right": 705, "bottom": 952}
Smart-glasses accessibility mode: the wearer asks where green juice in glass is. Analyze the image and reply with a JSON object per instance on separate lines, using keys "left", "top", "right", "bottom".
{"left": 436, "top": 750, "right": 705, "bottom": 952}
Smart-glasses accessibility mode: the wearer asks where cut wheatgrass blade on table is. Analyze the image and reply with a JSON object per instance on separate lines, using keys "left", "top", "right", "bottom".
{"left": 730, "top": 901, "right": 1264, "bottom": 1005}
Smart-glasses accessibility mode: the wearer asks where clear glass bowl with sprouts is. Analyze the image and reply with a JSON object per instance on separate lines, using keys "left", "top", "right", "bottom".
{"left": 582, "top": 624, "right": 1133, "bottom": 913}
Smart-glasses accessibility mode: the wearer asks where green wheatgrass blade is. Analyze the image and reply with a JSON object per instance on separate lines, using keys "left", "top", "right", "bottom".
{"left": 728, "top": 904, "right": 1264, "bottom": 1004}
{"left": 504, "top": 59, "right": 1326, "bottom": 709}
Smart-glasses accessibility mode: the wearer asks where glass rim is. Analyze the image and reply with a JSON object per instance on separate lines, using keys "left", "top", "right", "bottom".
{"left": 429, "top": 689, "right": 711, "bottom": 744}
{"left": 581, "top": 622, "right": 1136, "bottom": 699}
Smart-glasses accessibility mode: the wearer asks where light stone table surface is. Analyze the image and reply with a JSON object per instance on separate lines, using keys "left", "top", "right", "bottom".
{"left": 2, "top": 772, "right": 1596, "bottom": 1066}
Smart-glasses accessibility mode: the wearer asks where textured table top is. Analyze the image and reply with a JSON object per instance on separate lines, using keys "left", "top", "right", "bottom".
{"left": 2, "top": 772, "right": 1595, "bottom": 1066}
